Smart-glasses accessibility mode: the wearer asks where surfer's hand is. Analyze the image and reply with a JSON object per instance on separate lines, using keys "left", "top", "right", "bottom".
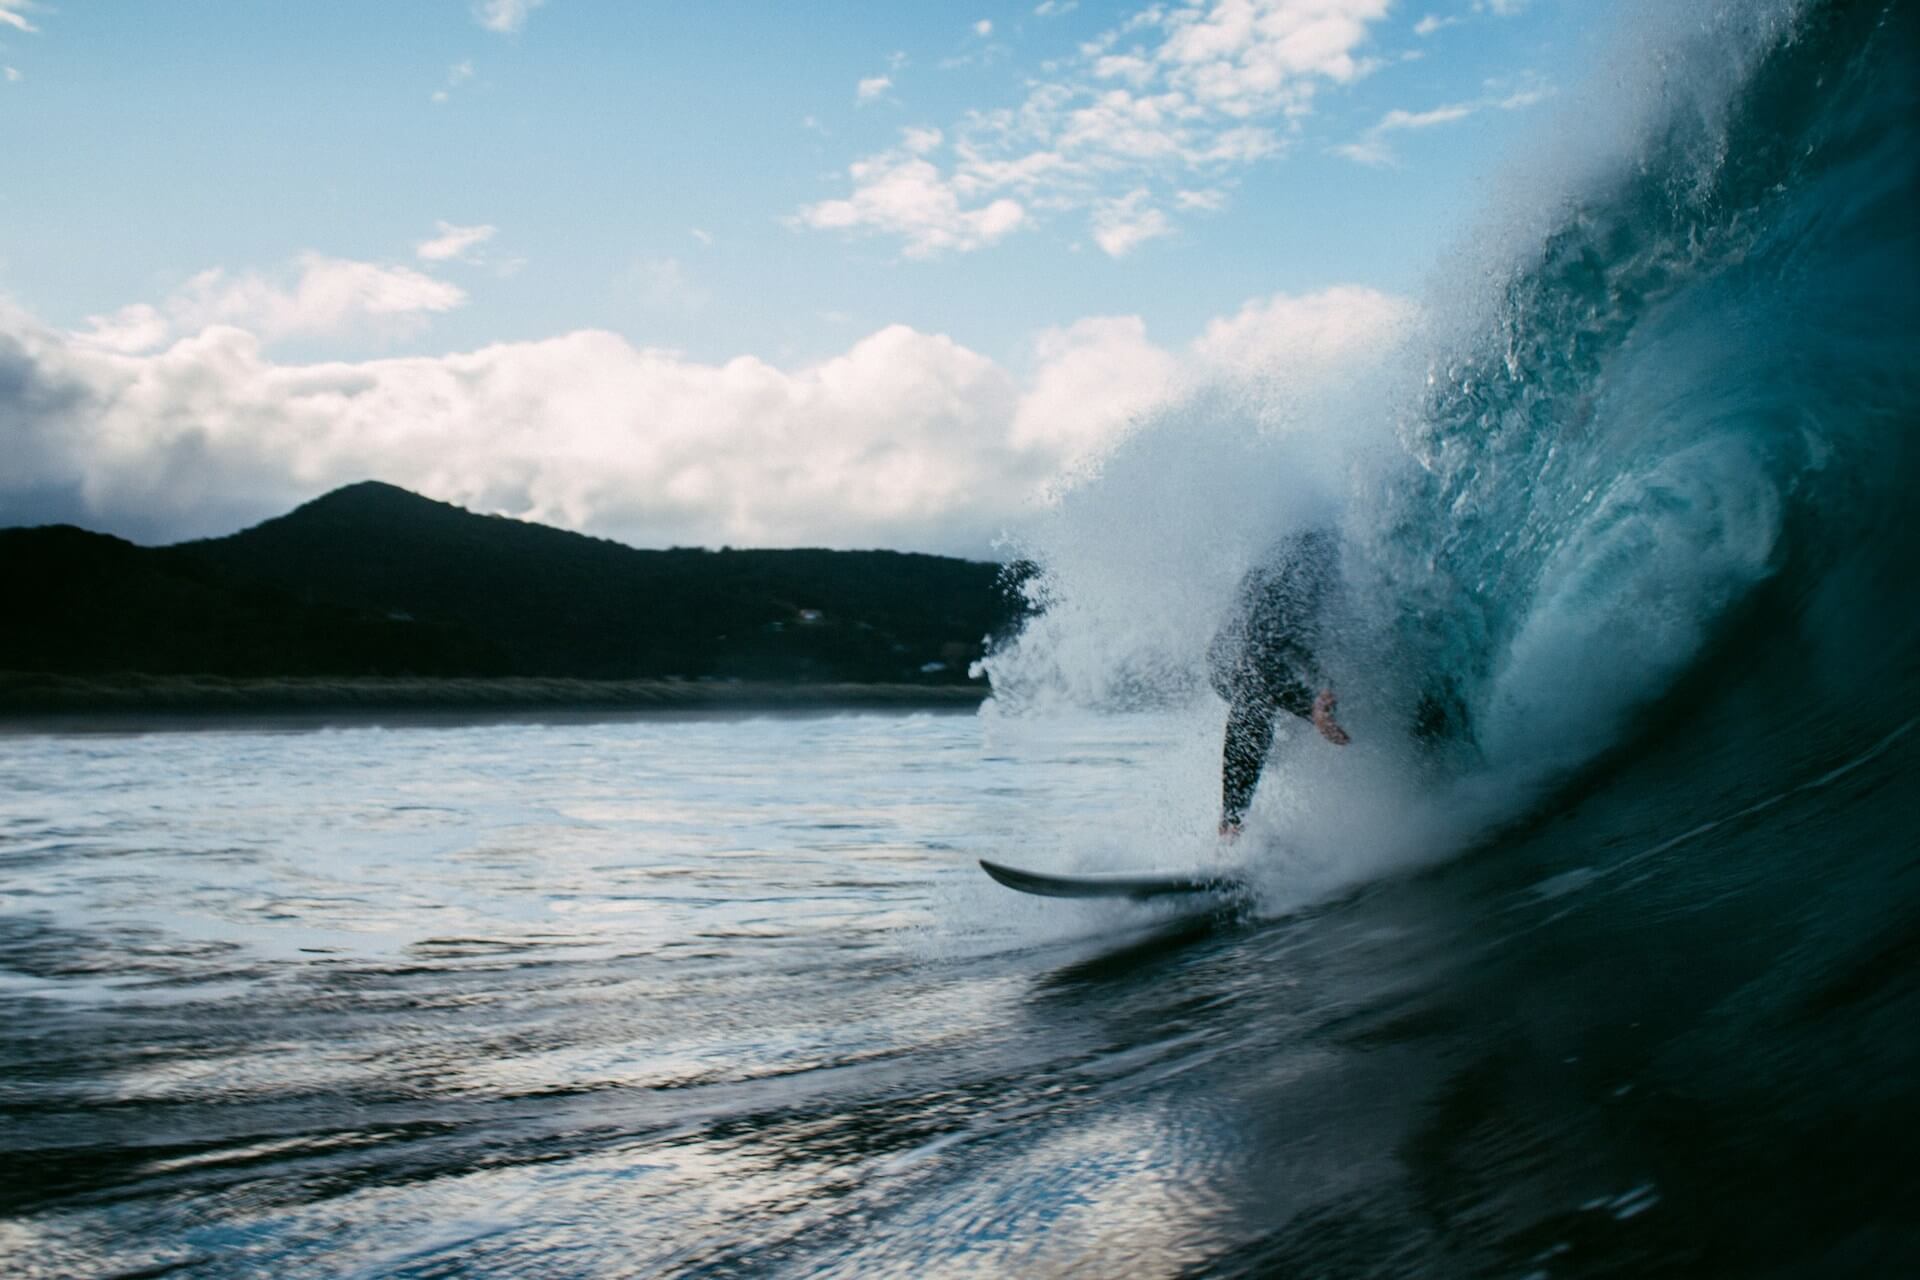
{"left": 1313, "top": 689, "right": 1351, "bottom": 746}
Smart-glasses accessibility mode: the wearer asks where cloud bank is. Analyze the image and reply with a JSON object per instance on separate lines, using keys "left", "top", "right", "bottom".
{"left": 1, "top": 285, "right": 1411, "bottom": 554}
{"left": 72, "top": 255, "right": 467, "bottom": 353}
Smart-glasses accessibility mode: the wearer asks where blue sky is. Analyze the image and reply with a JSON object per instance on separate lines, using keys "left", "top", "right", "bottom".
{"left": 0, "top": 0, "right": 1614, "bottom": 552}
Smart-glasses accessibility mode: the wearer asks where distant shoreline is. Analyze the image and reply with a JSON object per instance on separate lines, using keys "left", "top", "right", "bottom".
{"left": 0, "top": 673, "right": 989, "bottom": 732}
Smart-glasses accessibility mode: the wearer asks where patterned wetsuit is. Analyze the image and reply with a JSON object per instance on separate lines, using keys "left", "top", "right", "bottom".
{"left": 1207, "top": 528, "right": 1337, "bottom": 826}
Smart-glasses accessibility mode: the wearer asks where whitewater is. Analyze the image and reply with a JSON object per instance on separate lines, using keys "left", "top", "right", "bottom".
{"left": 4, "top": 0, "right": 1918, "bottom": 1274}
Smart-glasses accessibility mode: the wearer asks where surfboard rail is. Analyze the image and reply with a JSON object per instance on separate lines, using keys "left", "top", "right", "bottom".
{"left": 978, "top": 858, "right": 1249, "bottom": 901}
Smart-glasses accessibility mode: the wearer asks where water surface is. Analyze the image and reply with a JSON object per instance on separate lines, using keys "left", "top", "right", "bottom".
{"left": 5, "top": 706, "right": 1916, "bottom": 1277}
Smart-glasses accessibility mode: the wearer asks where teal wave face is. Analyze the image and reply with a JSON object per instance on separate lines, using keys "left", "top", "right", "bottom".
{"left": 1372, "top": 0, "right": 1920, "bottom": 784}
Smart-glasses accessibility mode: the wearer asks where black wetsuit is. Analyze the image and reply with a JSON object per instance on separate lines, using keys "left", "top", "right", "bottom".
{"left": 1207, "top": 528, "right": 1337, "bottom": 827}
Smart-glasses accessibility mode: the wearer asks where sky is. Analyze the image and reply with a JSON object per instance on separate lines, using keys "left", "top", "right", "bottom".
{"left": 0, "top": 0, "right": 1615, "bottom": 556}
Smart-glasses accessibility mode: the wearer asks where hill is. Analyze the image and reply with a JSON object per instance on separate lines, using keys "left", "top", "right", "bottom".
{"left": 1, "top": 483, "right": 1028, "bottom": 685}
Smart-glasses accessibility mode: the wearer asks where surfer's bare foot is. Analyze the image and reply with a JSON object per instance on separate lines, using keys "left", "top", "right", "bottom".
{"left": 1313, "top": 689, "right": 1351, "bottom": 746}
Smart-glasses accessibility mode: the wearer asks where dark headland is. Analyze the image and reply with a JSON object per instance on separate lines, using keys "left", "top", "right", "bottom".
{"left": 0, "top": 481, "right": 1029, "bottom": 723}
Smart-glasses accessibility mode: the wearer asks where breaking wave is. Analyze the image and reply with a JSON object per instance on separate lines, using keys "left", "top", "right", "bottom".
{"left": 984, "top": 0, "right": 1919, "bottom": 896}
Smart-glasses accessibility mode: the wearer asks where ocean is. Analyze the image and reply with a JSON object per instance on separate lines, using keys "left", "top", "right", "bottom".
{"left": 6, "top": 0, "right": 1919, "bottom": 1273}
{"left": 2, "top": 699, "right": 1915, "bottom": 1277}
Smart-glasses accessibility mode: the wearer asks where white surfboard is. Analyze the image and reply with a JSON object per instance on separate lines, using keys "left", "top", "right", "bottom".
{"left": 978, "top": 858, "right": 1249, "bottom": 901}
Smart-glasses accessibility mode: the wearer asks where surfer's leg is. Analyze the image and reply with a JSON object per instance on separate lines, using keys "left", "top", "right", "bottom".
{"left": 1221, "top": 694, "right": 1276, "bottom": 829}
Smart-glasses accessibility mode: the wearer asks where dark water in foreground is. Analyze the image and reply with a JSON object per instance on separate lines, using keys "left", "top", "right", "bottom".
{"left": 2, "top": 704, "right": 1916, "bottom": 1278}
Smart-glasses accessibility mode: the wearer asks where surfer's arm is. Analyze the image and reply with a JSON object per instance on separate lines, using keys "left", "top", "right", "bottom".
{"left": 1277, "top": 652, "right": 1350, "bottom": 747}
{"left": 1312, "top": 688, "right": 1351, "bottom": 745}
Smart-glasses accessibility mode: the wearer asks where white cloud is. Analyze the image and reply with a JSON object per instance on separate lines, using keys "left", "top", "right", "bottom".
{"left": 71, "top": 255, "right": 467, "bottom": 352}
{"left": 416, "top": 221, "right": 497, "bottom": 262}
{"left": 0, "top": 2, "right": 36, "bottom": 34}
{"left": 6, "top": 285, "right": 1411, "bottom": 553}
{"left": 1379, "top": 102, "right": 1476, "bottom": 130}
{"left": 1092, "top": 53, "right": 1156, "bottom": 86}
{"left": 856, "top": 75, "right": 892, "bottom": 104}
{"left": 901, "top": 125, "right": 944, "bottom": 154}
{"left": 1010, "top": 315, "right": 1178, "bottom": 460}
{"left": 1034, "top": 1, "right": 1077, "bottom": 16}
{"left": 1493, "top": 83, "right": 1551, "bottom": 110}
{"left": 802, "top": 0, "right": 1395, "bottom": 257}
{"left": 474, "top": 0, "right": 544, "bottom": 33}
{"left": 1190, "top": 283, "right": 1413, "bottom": 371}
{"left": 631, "top": 257, "right": 706, "bottom": 309}
{"left": 690, "top": 227, "right": 714, "bottom": 246}
{"left": 974, "top": 19, "right": 994, "bottom": 37}
{"left": 1175, "top": 187, "right": 1228, "bottom": 211}
{"left": 168, "top": 257, "right": 465, "bottom": 344}
{"left": 431, "top": 60, "right": 476, "bottom": 104}
{"left": 1328, "top": 138, "right": 1390, "bottom": 167}
{"left": 1091, "top": 189, "right": 1172, "bottom": 257}
{"left": 1333, "top": 76, "right": 1550, "bottom": 165}
{"left": 1330, "top": 136, "right": 1393, "bottom": 166}
{"left": 70, "top": 303, "right": 169, "bottom": 355}
{"left": 1413, "top": 14, "right": 1460, "bottom": 36}
{"left": 799, "top": 151, "right": 1026, "bottom": 258}
{"left": 3, "top": 66, "right": 19, "bottom": 83}
{"left": 1154, "top": 0, "right": 1388, "bottom": 115}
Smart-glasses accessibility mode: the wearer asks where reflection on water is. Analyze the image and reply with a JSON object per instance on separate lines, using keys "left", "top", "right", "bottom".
{"left": 2, "top": 709, "right": 1916, "bottom": 1276}
{"left": 0, "top": 711, "right": 1222, "bottom": 1277}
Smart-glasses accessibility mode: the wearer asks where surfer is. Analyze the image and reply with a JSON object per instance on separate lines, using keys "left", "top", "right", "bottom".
{"left": 1208, "top": 527, "right": 1349, "bottom": 838}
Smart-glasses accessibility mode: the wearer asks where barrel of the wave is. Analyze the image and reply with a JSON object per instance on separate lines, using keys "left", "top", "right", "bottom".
{"left": 1373, "top": 0, "right": 1920, "bottom": 794}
